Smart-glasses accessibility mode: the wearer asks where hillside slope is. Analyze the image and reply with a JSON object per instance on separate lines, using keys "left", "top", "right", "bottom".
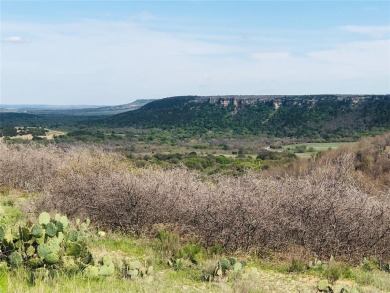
{"left": 106, "top": 95, "right": 390, "bottom": 138}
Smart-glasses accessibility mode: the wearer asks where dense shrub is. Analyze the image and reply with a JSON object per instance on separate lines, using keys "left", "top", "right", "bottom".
{"left": 0, "top": 143, "right": 59, "bottom": 191}
{"left": 354, "top": 133, "right": 390, "bottom": 191}
{"left": 0, "top": 135, "right": 389, "bottom": 263}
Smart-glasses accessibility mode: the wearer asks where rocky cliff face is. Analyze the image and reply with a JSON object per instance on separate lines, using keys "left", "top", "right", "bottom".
{"left": 192, "top": 95, "right": 377, "bottom": 110}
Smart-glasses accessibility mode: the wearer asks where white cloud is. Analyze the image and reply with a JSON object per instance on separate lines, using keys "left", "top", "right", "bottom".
{"left": 250, "top": 40, "right": 390, "bottom": 81}
{"left": 1, "top": 20, "right": 389, "bottom": 104}
{"left": 1, "top": 36, "right": 30, "bottom": 43}
{"left": 341, "top": 25, "right": 390, "bottom": 37}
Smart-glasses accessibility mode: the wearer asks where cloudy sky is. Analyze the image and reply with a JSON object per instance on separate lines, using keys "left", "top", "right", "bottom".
{"left": 1, "top": 1, "right": 389, "bottom": 105}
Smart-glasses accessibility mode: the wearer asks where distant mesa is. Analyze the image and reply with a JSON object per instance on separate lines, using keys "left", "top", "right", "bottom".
{"left": 105, "top": 94, "right": 390, "bottom": 138}
{"left": 1, "top": 95, "right": 389, "bottom": 139}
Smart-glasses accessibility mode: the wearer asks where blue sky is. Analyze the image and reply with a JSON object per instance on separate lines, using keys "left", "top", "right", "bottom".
{"left": 1, "top": 1, "right": 389, "bottom": 105}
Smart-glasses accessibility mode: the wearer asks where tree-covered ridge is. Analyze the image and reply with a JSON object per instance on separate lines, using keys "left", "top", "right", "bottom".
{"left": 106, "top": 95, "right": 390, "bottom": 138}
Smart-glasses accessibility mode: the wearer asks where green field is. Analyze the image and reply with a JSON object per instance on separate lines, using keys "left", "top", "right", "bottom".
{"left": 282, "top": 142, "right": 356, "bottom": 157}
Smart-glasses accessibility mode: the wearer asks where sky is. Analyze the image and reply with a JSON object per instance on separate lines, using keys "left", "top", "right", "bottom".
{"left": 1, "top": 1, "right": 389, "bottom": 105}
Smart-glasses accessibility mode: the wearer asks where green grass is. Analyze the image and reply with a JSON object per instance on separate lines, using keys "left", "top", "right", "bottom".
{"left": 283, "top": 142, "right": 355, "bottom": 151}
{"left": 91, "top": 234, "right": 152, "bottom": 259}
{"left": 1, "top": 189, "right": 389, "bottom": 293}
{"left": 282, "top": 142, "right": 356, "bottom": 158}
{"left": 6, "top": 269, "right": 224, "bottom": 293}
{"left": 0, "top": 190, "right": 23, "bottom": 226}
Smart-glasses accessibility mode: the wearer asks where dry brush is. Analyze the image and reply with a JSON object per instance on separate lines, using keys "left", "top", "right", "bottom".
{"left": 0, "top": 135, "right": 389, "bottom": 262}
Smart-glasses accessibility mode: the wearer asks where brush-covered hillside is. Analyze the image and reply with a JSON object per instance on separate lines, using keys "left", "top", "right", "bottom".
{"left": 106, "top": 95, "right": 390, "bottom": 138}
{"left": 0, "top": 133, "right": 390, "bottom": 292}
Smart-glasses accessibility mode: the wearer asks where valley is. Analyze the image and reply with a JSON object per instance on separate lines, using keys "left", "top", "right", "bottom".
{"left": 1, "top": 95, "right": 389, "bottom": 292}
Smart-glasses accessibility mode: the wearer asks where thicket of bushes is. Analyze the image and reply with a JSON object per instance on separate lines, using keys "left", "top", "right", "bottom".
{"left": 0, "top": 134, "right": 389, "bottom": 263}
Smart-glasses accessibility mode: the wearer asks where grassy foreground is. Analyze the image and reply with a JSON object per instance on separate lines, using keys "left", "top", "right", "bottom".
{"left": 1, "top": 189, "right": 389, "bottom": 293}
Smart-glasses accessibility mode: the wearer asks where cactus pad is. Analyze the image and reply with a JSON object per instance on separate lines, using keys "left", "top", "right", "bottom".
{"left": 55, "top": 221, "right": 64, "bottom": 232}
{"left": 45, "top": 223, "right": 57, "bottom": 238}
{"left": 59, "top": 216, "right": 69, "bottom": 229}
{"left": 31, "top": 224, "right": 43, "bottom": 238}
{"left": 38, "top": 212, "right": 51, "bottom": 225}
{"left": 68, "top": 230, "right": 78, "bottom": 242}
{"left": 233, "top": 262, "right": 242, "bottom": 272}
{"left": 219, "top": 259, "right": 230, "bottom": 271}
{"left": 129, "top": 260, "right": 142, "bottom": 270}
{"left": 44, "top": 253, "right": 59, "bottom": 265}
{"left": 84, "top": 265, "right": 99, "bottom": 278}
{"left": 128, "top": 269, "right": 139, "bottom": 279}
{"left": 26, "top": 245, "right": 36, "bottom": 257}
{"left": 9, "top": 252, "right": 23, "bottom": 267}
{"left": 66, "top": 242, "right": 81, "bottom": 257}
{"left": 317, "top": 279, "right": 330, "bottom": 291}
{"left": 27, "top": 257, "right": 44, "bottom": 269}
{"left": 147, "top": 266, "right": 154, "bottom": 274}
{"left": 99, "top": 264, "right": 115, "bottom": 276}
{"left": 37, "top": 243, "right": 51, "bottom": 259}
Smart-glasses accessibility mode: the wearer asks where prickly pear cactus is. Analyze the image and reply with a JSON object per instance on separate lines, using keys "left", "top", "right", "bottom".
{"left": 1, "top": 212, "right": 94, "bottom": 277}
{"left": 202, "top": 258, "right": 246, "bottom": 282}
{"left": 0, "top": 212, "right": 153, "bottom": 282}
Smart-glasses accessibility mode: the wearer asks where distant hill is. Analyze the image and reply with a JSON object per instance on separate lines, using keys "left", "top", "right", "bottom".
{"left": 78, "top": 99, "right": 157, "bottom": 115}
{"left": 0, "top": 112, "right": 102, "bottom": 129}
{"left": 0, "top": 99, "right": 157, "bottom": 129}
{"left": 106, "top": 95, "right": 390, "bottom": 139}
{"left": 0, "top": 99, "right": 156, "bottom": 116}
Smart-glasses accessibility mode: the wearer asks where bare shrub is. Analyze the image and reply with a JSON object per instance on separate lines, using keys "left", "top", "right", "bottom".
{"left": 0, "top": 137, "right": 389, "bottom": 262}
{"left": 0, "top": 143, "right": 60, "bottom": 192}
{"left": 353, "top": 133, "right": 390, "bottom": 191}
{"left": 38, "top": 144, "right": 390, "bottom": 262}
